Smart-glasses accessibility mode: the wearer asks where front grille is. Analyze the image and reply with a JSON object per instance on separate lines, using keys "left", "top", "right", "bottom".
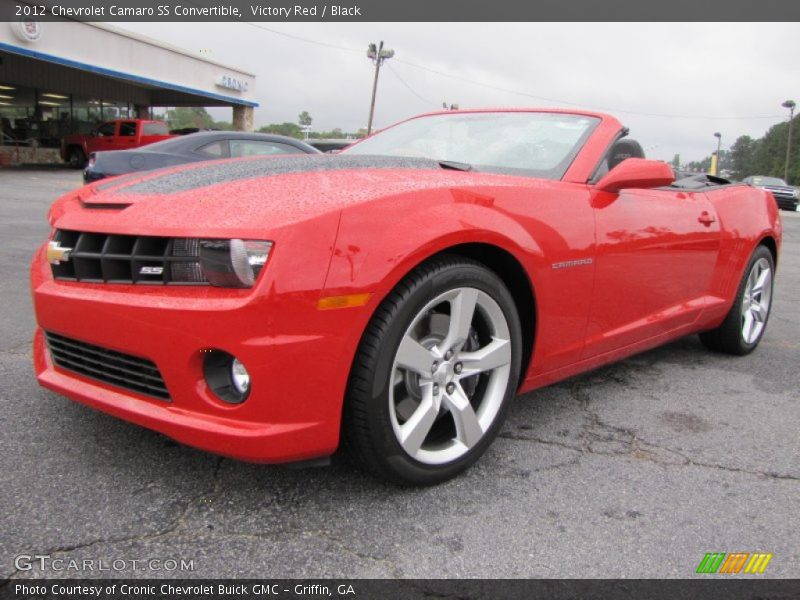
{"left": 50, "top": 230, "right": 208, "bottom": 285}
{"left": 764, "top": 186, "right": 794, "bottom": 198}
{"left": 45, "top": 332, "right": 170, "bottom": 400}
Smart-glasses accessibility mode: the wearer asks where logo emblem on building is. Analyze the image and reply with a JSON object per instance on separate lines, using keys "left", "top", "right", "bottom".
{"left": 215, "top": 75, "right": 249, "bottom": 93}
{"left": 12, "top": 19, "right": 42, "bottom": 43}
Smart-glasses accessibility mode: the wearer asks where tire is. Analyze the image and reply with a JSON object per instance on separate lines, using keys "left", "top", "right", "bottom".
{"left": 699, "top": 245, "right": 775, "bottom": 355}
{"left": 343, "top": 255, "right": 523, "bottom": 485}
{"left": 67, "top": 147, "right": 86, "bottom": 169}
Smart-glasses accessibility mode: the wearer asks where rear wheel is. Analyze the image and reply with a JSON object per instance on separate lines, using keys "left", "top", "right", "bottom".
{"left": 699, "top": 245, "right": 774, "bottom": 355}
{"left": 343, "top": 256, "right": 522, "bottom": 485}
{"left": 67, "top": 147, "right": 86, "bottom": 169}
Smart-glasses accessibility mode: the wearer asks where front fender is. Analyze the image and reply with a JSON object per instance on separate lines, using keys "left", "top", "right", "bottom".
{"left": 323, "top": 188, "right": 544, "bottom": 300}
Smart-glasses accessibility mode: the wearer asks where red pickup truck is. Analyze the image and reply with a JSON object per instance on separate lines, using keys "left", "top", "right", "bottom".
{"left": 61, "top": 119, "right": 174, "bottom": 168}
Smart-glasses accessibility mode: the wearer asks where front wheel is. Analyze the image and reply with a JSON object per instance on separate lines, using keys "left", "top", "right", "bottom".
{"left": 699, "top": 245, "right": 775, "bottom": 355}
{"left": 343, "top": 256, "right": 523, "bottom": 485}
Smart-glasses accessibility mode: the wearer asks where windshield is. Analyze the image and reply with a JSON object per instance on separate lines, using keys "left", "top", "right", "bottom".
{"left": 343, "top": 112, "right": 599, "bottom": 179}
{"left": 751, "top": 176, "right": 788, "bottom": 186}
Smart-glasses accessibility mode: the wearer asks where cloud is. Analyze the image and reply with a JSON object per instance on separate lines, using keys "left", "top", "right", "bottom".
{"left": 120, "top": 22, "right": 799, "bottom": 162}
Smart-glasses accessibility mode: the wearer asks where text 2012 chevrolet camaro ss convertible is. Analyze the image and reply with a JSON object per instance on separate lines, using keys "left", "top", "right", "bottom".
{"left": 31, "top": 109, "right": 781, "bottom": 485}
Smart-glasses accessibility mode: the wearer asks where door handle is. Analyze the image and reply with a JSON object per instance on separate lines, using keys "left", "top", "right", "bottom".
{"left": 698, "top": 211, "right": 716, "bottom": 226}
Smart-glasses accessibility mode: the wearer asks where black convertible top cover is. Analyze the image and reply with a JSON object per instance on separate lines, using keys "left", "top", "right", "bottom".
{"left": 669, "top": 173, "right": 733, "bottom": 190}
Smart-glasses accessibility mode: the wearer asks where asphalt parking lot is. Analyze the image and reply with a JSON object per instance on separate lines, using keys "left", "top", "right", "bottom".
{"left": 1, "top": 168, "right": 798, "bottom": 580}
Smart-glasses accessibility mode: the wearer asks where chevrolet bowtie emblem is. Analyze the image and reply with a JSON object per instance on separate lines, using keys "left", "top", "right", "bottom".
{"left": 47, "top": 241, "right": 73, "bottom": 265}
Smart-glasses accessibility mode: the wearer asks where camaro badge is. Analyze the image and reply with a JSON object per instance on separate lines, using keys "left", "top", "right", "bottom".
{"left": 46, "top": 241, "right": 72, "bottom": 265}
{"left": 552, "top": 258, "right": 593, "bottom": 270}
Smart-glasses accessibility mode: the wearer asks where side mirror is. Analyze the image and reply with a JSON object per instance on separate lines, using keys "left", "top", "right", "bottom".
{"left": 596, "top": 158, "right": 675, "bottom": 194}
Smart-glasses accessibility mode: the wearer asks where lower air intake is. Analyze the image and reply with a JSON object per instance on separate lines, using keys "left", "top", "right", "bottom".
{"left": 45, "top": 331, "right": 170, "bottom": 401}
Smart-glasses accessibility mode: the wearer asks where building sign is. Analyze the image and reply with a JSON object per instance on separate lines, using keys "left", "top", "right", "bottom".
{"left": 215, "top": 75, "right": 249, "bottom": 93}
{"left": 11, "top": 19, "right": 42, "bottom": 43}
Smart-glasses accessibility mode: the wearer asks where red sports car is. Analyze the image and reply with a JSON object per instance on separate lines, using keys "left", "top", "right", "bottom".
{"left": 31, "top": 109, "right": 781, "bottom": 485}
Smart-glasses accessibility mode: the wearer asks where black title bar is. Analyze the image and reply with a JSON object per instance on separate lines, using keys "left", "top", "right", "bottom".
{"left": 3, "top": 579, "right": 800, "bottom": 600}
{"left": 2, "top": 0, "right": 800, "bottom": 22}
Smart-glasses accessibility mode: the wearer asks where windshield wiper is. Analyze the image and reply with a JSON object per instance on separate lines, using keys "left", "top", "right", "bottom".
{"left": 438, "top": 160, "right": 473, "bottom": 172}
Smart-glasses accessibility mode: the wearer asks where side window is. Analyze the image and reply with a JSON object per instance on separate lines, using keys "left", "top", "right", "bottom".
{"left": 196, "top": 141, "right": 226, "bottom": 157}
{"left": 96, "top": 122, "right": 116, "bottom": 137}
{"left": 229, "top": 140, "right": 305, "bottom": 157}
{"left": 593, "top": 156, "right": 611, "bottom": 182}
{"left": 143, "top": 122, "right": 169, "bottom": 135}
{"left": 119, "top": 122, "right": 137, "bottom": 137}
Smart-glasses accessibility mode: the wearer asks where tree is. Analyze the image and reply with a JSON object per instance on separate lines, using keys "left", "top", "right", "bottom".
{"left": 730, "top": 135, "right": 757, "bottom": 180}
{"left": 672, "top": 154, "right": 680, "bottom": 169}
{"left": 163, "top": 107, "right": 231, "bottom": 131}
{"left": 165, "top": 107, "right": 214, "bottom": 130}
{"left": 693, "top": 115, "right": 800, "bottom": 183}
{"left": 298, "top": 111, "right": 313, "bottom": 128}
{"left": 257, "top": 122, "right": 303, "bottom": 139}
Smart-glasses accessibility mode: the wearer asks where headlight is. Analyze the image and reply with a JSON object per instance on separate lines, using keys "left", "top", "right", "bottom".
{"left": 199, "top": 239, "right": 272, "bottom": 288}
{"left": 793, "top": 189, "right": 799, "bottom": 199}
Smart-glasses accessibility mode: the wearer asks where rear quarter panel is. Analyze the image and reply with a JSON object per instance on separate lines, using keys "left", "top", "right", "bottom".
{"left": 702, "top": 184, "right": 781, "bottom": 324}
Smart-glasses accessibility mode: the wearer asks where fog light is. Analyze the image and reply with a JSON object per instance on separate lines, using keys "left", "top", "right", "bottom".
{"left": 231, "top": 358, "right": 250, "bottom": 395}
{"left": 203, "top": 350, "right": 251, "bottom": 404}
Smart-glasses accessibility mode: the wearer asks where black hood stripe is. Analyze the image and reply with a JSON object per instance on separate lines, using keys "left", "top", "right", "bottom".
{"left": 110, "top": 155, "right": 441, "bottom": 195}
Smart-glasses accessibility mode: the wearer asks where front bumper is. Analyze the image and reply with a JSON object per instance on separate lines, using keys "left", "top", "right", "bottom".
{"left": 31, "top": 244, "right": 368, "bottom": 463}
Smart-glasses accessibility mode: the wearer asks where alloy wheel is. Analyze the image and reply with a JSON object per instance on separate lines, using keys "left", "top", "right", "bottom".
{"left": 389, "top": 287, "right": 512, "bottom": 465}
{"left": 741, "top": 257, "right": 772, "bottom": 344}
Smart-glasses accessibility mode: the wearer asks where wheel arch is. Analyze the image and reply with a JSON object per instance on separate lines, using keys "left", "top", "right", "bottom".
{"left": 758, "top": 234, "right": 778, "bottom": 269}
{"left": 423, "top": 243, "right": 537, "bottom": 383}
{"left": 349, "top": 240, "right": 538, "bottom": 390}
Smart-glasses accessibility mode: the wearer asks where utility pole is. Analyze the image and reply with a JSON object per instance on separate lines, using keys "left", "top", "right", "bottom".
{"left": 782, "top": 100, "right": 795, "bottom": 183}
{"left": 713, "top": 132, "right": 722, "bottom": 176}
{"left": 366, "top": 41, "right": 394, "bottom": 135}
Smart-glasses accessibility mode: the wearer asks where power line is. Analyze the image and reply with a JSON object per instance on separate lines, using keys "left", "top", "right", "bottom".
{"left": 242, "top": 22, "right": 362, "bottom": 53}
{"left": 393, "top": 58, "right": 784, "bottom": 121}
{"left": 242, "top": 24, "right": 786, "bottom": 122}
{"left": 385, "top": 63, "right": 440, "bottom": 107}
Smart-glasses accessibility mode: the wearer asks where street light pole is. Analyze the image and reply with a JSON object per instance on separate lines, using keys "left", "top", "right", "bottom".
{"left": 782, "top": 100, "right": 796, "bottom": 183}
{"left": 713, "top": 132, "right": 722, "bottom": 176}
{"left": 366, "top": 41, "right": 394, "bottom": 136}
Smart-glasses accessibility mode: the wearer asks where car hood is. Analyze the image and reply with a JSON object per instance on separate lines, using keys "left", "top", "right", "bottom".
{"left": 56, "top": 155, "right": 519, "bottom": 237}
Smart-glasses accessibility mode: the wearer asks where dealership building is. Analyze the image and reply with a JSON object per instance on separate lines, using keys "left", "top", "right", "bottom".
{"left": 0, "top": 19, "right": 257, "bottom": 162}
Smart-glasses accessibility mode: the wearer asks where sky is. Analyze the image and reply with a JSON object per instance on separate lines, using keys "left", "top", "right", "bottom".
{"left": 119, "top": 22, "right": 800, "bottom": 163}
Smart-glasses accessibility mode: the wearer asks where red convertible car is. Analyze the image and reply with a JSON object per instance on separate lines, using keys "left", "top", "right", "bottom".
{"left": 31, "top": 109, "right": 781, "bottom": 485}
